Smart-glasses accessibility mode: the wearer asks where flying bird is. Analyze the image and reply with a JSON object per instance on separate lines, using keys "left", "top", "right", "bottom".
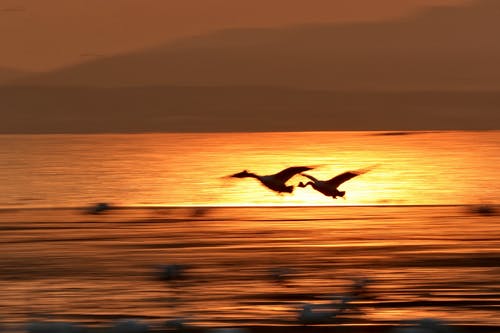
{"left": 298, "top": 167, "right": 373, "bottom": 199}
{"left": 228, "top": 166, "right": 314, "bottom": 194}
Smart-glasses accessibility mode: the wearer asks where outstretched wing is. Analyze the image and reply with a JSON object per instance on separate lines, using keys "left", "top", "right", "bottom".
{"left": 273, "top": 166, "right": 314, "bottom": 182}
{"left": 300, "top": 173, "right": 319, "bottom": 182}
{"left": 326, "top": 169, "right": 368, "bottom": 188}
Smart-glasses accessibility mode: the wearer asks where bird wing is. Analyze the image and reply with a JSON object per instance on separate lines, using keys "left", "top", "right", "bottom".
{"left": 325, "top": 169, "right": 368, "bottom": 188}
{"left": 300, "top": 173, "right": 319, "bottom": 182}
{"left": 273, "top": 166, "right": 314, "bottom": 182}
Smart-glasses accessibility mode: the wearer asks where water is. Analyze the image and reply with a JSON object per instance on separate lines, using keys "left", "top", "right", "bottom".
{"left": 0, "top": 206, "right": 498, "bottom": 330}
{"left": 0, "top": 131, "right": 499, "bottom": 208}
{"left": 0, "top": 131, "right": 499, "bottom": 331}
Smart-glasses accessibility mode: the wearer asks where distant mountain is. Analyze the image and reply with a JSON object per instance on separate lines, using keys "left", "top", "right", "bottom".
{"left": 1, "top": 86, "right": 498, "bottom": 133}
{"left": 11, "top": 0, "right": 500, "bottom": 90}
{"left": 0, "top": 67, "right": 29, "bottom": 84}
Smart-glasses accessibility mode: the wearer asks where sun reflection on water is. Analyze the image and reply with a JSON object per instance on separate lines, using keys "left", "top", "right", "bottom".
{"left": 0, "top": 131, "right": 498, "bottom": 208}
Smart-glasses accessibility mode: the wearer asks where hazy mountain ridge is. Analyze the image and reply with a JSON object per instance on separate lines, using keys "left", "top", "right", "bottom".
{"left": 0, "top": 67, "right": 30, "bottom": 84}
{"left": 8, "top": 0, "right": 500, "bottom": 90}
{"left": 3, "top": 1, "right": 499, "bottom": 134}
{"left": 1, "top": 86, "right": 498, "bottom": 133}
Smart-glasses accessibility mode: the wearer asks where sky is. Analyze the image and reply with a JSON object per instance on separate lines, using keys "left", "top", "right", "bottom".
{"left": 1, "top": 0, "right": 469, "bottom": 71}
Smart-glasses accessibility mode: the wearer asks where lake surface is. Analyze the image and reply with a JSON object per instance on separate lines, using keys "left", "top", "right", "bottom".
{"left": 0, "top": 131, "right": 498, "bottom": 331}
{"left": 0, "top": 131, "right": 499, "bottom": 208}
{"left": 0, "top": 206, "right": 499, "bottom": 330}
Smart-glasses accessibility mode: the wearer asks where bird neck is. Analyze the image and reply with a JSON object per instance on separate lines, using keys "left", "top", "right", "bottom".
{"left": 238, "top": 170, "right": 258, "bottom": 179}
{"left": 246, "top": 172, "right": 259, "bottom": 179}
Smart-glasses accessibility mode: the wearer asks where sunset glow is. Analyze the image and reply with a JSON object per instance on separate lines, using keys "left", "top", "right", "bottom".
{"left": 1, "top": 0, "right": 499, "bottom": 331}
{"left": 1, "top": 131, "right": 498, "bottom": 208}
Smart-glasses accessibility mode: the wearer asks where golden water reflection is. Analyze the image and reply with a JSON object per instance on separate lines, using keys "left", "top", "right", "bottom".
{"left": 0, "top": 131, "right": 499, "bottom": 208}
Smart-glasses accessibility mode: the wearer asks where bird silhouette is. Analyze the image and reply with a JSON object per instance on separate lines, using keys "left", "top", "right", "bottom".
{"left": 298, "top": 303, "right": 340, "bottom": 325}
{"left": 298, "top": 167, "right": 373, "bottom": 199}
{"left": 228, "top": 166, "right": 314, "bottom": 194}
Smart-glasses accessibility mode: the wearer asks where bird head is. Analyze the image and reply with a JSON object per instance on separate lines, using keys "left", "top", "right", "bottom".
{"left": 230, "top": 170, "right": 252, "bottom": 178}
{"left": 298, "top": 181, "right": 313, "bottom": 188}
{"left": 283, "top": 185, "right": 294, "bottom": 193}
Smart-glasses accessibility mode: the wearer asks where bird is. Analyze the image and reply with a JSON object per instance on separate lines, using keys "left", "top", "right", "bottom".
{"left": 156, "top": 264, "right": 188, "bottom": 281}
{"left": 471, "top": 204, "right": 496, "bottom": 216}
{"left": 268, "top": 267, "right": 294, "bottom": 285}
{"left": 298, "top": 167, "right": 373, "bottom": 199}
{"left": 297, "top": 303, "right": 339, "bottom": 325}
{"left": 350, "top": 277, "right": 375, "bottom": 297}
{"left": 87, "top": 202, "right": 111, "bottom": 214}
{"left": 228, "top": 166, "right": 314, "bottom": 194}
{"left": 391, "top": 318, "right": 456, "bottom": 333}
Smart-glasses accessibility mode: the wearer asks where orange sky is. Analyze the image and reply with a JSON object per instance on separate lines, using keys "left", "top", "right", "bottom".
{"left": 1, "top": 0, "right": 470, "bottom": 71}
